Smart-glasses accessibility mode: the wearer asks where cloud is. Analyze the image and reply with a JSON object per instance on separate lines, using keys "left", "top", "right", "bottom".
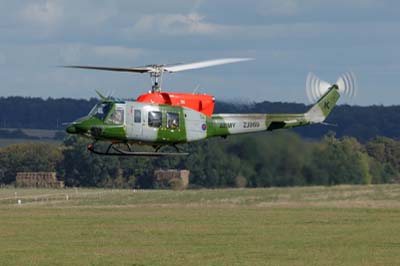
{"left": 0, "top": 43, "right": 144, "bottom": 67}
{"left": 57, "top": 44, "right": 84, "bottom": 65}
{"left": 55, "top": 44, "right": 144, "bottom": 65}
{"left": 93, "top": 46, "right": 143, "bottom": 59}
{"left": 131, "top": 13, "right": 220, "bottom": 36}
{"left": 19, "top": 0, "right": 63, "bottom": 26}
{"left": 256, "top": 0, "right": 300, "bottom": 16}
{"left": 0, "top": 52, "right": 5, "bottom": 65}
{"left": 255, "top": 0, "right": 381, "bottom": 17}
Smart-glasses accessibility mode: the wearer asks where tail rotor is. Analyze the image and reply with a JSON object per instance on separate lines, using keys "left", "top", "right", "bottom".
{"left": 306, "top": 72, "right": 357, "bottom": 103}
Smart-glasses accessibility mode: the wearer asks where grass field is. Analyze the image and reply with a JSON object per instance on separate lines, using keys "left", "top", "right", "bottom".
{"left": 0, "top": 138, "right": 61, "bottom": 147}
{"left": 1, "top": 185, "right": 400, "bottom": 266}
{"left": 0, "top": 128, "right": 63, "bottom": 147}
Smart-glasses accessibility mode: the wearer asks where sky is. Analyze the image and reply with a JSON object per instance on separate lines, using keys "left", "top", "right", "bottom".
{"left": 0, "top": 0, "right": 399, "bottom": 105}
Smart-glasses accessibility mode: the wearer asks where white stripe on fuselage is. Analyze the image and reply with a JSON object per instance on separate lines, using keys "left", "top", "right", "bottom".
{"left": 212, "top": 114, "right": 267, "bottom": 134}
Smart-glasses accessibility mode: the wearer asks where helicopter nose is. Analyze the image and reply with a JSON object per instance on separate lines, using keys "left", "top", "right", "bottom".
{"left": 66, "top": 125, "right": 77, "bottom": 134}
{"left": 66, "top": 122, "right": 87, "bottom": 134}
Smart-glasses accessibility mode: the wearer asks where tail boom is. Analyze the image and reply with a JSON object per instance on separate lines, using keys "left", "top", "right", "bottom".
{"left": 207, "top": 86, "right": 340, "bottom": 138}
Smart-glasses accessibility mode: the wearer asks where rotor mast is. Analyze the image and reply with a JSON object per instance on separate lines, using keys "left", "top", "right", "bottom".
{"left": 149, "top": 65, "right": 164, "bottom": 93}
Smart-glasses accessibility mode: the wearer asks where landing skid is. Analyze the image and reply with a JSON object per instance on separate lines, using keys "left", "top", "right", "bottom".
{"left": 87, "top": 143, "right": 189, "bottom": 157}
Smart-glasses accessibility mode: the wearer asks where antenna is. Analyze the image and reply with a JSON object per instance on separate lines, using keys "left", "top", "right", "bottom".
{"left": 193, "top": 84, "right": 201, "bottom": 94}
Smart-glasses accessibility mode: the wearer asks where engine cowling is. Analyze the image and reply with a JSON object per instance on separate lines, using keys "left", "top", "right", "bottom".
{"left": 137, "top": 92, "right": 215, "bottom": 116}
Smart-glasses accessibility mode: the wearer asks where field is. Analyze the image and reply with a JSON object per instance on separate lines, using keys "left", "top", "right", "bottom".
{"left": 0, "top": 128, "right": 63, "bottom": 147}
{"left": 1, "top": 185, "right": 400, "bottom": 266}
{"left": 0, "top": 138, "right": 61, "bottom": 147}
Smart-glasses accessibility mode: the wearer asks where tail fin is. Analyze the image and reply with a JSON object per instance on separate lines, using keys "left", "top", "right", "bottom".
{"left": 306, "top": 85, "right": 340, "bottom": 124}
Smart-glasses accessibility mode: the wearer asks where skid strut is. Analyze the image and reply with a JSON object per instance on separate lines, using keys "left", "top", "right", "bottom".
{"left": 87, "top": 143, "right": 188, "bottom": 157}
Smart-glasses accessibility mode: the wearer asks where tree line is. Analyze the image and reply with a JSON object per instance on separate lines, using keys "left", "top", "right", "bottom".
{"left": 1, "top": 132, "right": 399, "bottom": 188}
{"left": 1, "top": 96, "right": 400, "bottom": 141}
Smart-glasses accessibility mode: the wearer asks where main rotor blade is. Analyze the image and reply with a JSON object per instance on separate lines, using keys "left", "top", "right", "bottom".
{"left": 62, "top": 65, "right": 151, "bottom": 73}
{"left": 163, "top": 58, "right": 253, "bottom": 73}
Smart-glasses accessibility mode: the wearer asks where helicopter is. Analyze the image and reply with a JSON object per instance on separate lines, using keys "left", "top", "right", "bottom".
{"left": 64, "top": 58, "right": 356, "bottom": 156}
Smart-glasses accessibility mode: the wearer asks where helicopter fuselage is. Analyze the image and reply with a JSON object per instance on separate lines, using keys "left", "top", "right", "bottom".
{"left": 66, "top": 85, "right": 340, "bottom": 149}
{"left": 67, "top": 99, "right": 267, "bottom": 145}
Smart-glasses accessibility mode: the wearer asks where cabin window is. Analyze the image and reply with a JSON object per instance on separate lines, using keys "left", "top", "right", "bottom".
{"left": 134, "top": 110, "right": 141, "bottom": 123}
{"left": 148, "top": 111, "right": 162, "bottom": 128}
{"left": 108, "top": 108, "right": 124, "bottom": 125}
{"left": 167, "top": 112, "right": 179, "bottom": 129}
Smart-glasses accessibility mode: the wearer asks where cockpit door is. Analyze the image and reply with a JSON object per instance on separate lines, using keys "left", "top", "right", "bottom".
{"left": 133, "top": 108, "right": 143, "bottom": 138}
{"left": 126, "top": 103, "right": 143, "bottom": 140}
{"left": 108, "top": 103, "right": 126, "bottom": 125}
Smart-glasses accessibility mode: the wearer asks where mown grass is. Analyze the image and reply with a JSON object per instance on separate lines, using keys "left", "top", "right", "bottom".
{"left": 1, "top": 185, "right": 400, "bottom": 266}
{"left": 0, "top": 138, "right": 60, "bottom": 147}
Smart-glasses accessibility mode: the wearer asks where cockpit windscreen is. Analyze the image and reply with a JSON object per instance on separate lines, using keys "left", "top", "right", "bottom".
{"left": 89, "top": 103, "right": 112, "bottom": 121}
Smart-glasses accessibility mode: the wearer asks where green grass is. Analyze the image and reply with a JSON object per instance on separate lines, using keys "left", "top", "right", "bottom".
{"left": 1, "top": 128, "right": 60, "bottom": 138}
{"left": 1, "top": 185, "right": 400, "bottom": 266}
{"left": 0, "top": 138, "right": 61, "bottom": 147}
{"left": 0, "top": 128, "right": 63, "bottom": 147}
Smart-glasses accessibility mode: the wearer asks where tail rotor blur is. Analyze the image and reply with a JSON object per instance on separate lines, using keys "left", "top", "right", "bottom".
{"left": 336, "top": 72, "right": 357, "bottom": 99}
{"left": 306, "top": 72, "right": 357, "bottom": 103}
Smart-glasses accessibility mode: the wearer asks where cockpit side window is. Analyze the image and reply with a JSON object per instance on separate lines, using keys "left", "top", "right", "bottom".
{"left": 148, "top": 111, "right": 162, "bottom": 128}
{"left": 166, "top": 112, "right": 179, "bottom": 129}
{"left": 134, "top": 110, "right": 141, "bottom": 123}
{"left": 108, "top": 107, "right": 125, "bottom": 125}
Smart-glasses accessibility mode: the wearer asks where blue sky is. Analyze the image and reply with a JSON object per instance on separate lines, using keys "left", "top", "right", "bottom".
{"left": 0, "top": 0, "right": 398, "bottom": 105}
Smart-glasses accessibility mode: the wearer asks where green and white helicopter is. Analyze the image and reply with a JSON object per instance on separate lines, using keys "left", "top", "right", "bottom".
{"left": 64, "top": 59, "right": 356, "bottom": 156}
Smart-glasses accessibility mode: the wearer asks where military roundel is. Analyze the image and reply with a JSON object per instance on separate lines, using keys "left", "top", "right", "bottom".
{"left": 201, "top": 123, "right": 207, "bottom": 131}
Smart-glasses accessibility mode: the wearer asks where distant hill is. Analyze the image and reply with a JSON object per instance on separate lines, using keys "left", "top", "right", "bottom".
{"left": 0, "top": 96, "right": 98, "bottom": 129}
{"left": 1, "top": 96, "right": 399, "bottom": 142}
